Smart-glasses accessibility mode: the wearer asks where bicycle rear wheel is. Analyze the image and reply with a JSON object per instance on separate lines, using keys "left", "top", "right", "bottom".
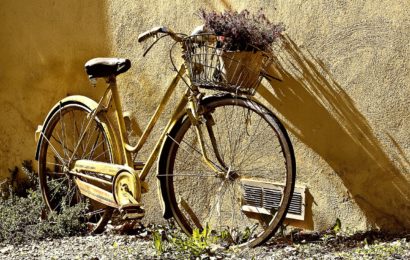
{"left": 160, "top": 95, "right": 295, "bottom": 247}
{"left": 37, "top": 101, "right": 114, "bottom": 233}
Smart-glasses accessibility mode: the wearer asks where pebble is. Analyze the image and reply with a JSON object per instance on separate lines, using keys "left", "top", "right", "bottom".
{"left": 0, "top": 234, "right": 409, "bottom": 259}
{"left": 0, "top": 246, "right": 11, "bottom": 254}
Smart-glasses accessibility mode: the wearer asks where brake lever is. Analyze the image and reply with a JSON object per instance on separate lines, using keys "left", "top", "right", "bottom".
{"left": 142, "top": 34, "right": 168, "bottom": 57}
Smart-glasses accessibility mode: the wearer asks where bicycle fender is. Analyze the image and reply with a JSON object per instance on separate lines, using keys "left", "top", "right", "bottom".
{"left": 35, "top": 95, "right": 99, "bottom": 161}
{"left": 156, "top": 111, "right": 187, "bottom": 219}
{"left": 156, "top": 93, "right": 241, "bottom": 219}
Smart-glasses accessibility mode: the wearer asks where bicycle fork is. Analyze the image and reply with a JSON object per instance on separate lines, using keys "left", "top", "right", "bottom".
{"left": 186, "top": 95, "right": 227, "bottom": 175}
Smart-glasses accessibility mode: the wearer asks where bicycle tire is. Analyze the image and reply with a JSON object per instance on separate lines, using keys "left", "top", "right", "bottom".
{"left": 160, "top": 95, "right": 295, "bottom": 247}
{"left": 38, "top": 101, "right": 115, "bottom": 234}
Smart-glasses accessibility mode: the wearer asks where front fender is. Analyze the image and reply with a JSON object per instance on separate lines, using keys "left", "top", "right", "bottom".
{"left": 156, "top": 93, "right": 242, "bottom": 219}
{"left": 35, "top": 95, "right": 100, "bottom": 160}
{"left": 157, "top": 110, "right": 187, "bottom": 219}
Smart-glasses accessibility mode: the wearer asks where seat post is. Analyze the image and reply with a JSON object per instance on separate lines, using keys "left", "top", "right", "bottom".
{"left": 106, "top": 75, "right": 116, "bottom": 86}
{"left": 108, "top": 75, "right": 133, "bottom": 166}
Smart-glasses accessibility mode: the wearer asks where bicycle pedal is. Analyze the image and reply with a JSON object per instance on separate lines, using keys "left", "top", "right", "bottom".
{"left": 119, "top": 204, "right": 145, "bottom": 220}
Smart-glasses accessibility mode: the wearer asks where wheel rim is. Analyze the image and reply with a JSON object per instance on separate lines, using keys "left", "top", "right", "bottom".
{"left": 38, "top": 103, "right": 113, "bottom": 230}
{"left": 165, "top": 98, "right": 295, "bottom": 247}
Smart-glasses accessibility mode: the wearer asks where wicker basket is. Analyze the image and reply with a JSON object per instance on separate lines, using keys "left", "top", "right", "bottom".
{"left": 183, "top": 34, "right": 269, "bottom": 95}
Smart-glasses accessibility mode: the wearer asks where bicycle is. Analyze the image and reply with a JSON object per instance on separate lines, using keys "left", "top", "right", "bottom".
{"left": 34, "top": 26, "right": 296, "bottom": 248}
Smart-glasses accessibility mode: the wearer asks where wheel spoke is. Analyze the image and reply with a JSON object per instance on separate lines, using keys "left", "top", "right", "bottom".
{"left": 157, "top": 173, "right": 217, "bottom": 177}
{"left": 84, "top": 208, "right": 106, "bottom": 217}
{"left": 167, "top": 133, "right": 223, "bottom": 172}
{"left": 87, "top": 129, "right": 102, "bottom": 159}
{"left": 82, "top": 138, "right": 107, "bottom": 160}
{"left": 38, "top": 104, "right": 114, "bottom": 234}
{"left": 59, "top": 103, "right": 70, "bottom": 159}
{"left": 163, "top": 97, "right": 295, "bottom": 247}
{"left": 40, "top": 132, "right": 66, "bottom": 166}
{"left": 51, "top": 134, "right": 74, "bottom": 157}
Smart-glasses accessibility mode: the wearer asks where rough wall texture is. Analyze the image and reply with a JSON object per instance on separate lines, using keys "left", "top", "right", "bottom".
{"left": 106, "top": 0, "right": 410, "bottom": 231}
{"left": 1, "top": 0, "right": 409, "bottom": 232}
{"left": 0, "top": 0, "right": 111, "bottom": 180}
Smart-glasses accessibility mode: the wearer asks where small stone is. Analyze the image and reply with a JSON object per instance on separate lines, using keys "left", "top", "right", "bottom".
{"left": 200, "top": 253, "right": 209, "bottom": 259}
{"left": 0, "top": 246, "right": 12, "bottom": 254}
{"left": 210, "top": 244, "right": 224, "bottom": 253}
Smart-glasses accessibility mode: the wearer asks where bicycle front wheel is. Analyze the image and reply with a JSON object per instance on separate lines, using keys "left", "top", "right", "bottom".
{"left": 37, "top": 101, "right": 114, "bottom": 234}
{"left": 161, "top": 95, "right": 295, "bottom": 247}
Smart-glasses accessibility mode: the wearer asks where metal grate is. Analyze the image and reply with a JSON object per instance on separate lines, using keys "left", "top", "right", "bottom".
{"left": 242, "top": 181, "right": 305, "bottom": 221}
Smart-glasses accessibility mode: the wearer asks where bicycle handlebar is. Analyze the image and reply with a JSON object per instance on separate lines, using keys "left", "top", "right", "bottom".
{"left": 137, "top": 26, "right": 183, "bottom": 43}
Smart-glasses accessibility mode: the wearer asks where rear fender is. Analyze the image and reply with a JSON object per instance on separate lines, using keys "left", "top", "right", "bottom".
{"left": 35, "top": 95, "right": 119, "bottom": 163}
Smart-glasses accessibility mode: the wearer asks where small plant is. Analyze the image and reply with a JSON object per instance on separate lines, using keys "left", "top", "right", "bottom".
{"left": 0, "top": 161, "right": 87, "bottom": 244}
{"left": 152, "top": 224, "right": 219, "bottom": 257}
{"left": 0, "top": 189, "right": 87, "bottom": 243}
{"left": 198, "top": 9, "right": 284, "bottom": 51}
{"left": 1, "top": 160, "right": 38, "bottom": 199}
{"left": 153, "top": 230, "right": 165, "bottom": 254}
{"left": 173, "top": 226, "right": 212, "bottom": 256}
{"left": 278, "top": 222, "right": 289, "bottom": 237}
{"left": 332, "top": 218, "right": 342, "bottom": 233}
{"left": 216, "top": 225, "right": 258, "bottom": 246}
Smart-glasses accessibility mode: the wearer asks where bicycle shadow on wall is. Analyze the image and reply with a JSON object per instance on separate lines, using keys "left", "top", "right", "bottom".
{"left": 259, "top": 35, "right": 410, "bottom": 231}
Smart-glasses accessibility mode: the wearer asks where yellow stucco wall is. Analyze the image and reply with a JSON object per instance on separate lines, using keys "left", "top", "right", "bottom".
{"left": 1, "top": 0, "right": 409, "bottom": 232}
{"left": 0, "top": 0, "right": 111, "bottom": 180}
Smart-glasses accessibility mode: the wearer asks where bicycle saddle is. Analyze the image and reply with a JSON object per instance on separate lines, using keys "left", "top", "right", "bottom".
{"left": 85, "top": 58, "right": 131, "bottom": 79}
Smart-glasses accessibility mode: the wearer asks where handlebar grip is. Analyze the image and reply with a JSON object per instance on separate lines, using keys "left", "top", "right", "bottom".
{"left": 137, "top": 26, "right": 166, "bottom": 42}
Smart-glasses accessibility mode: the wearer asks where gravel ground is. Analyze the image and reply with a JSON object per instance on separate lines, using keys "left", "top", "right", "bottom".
{"left": 1, "top": 231, "right": 409, "bottom": 259}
